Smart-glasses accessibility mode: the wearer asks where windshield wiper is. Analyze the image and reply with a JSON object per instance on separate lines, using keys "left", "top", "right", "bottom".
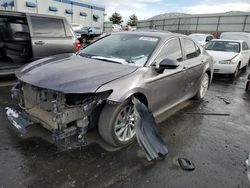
{"left": 91, "top": 56, "right": 126, "bottom": 64}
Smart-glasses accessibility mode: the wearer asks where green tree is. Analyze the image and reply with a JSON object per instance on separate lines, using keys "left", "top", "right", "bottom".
{"left": 127, "top": 14, "right": 138, "bottom": 26}
{"left": 109, "top": 12, "right": 123, "bottom": 24}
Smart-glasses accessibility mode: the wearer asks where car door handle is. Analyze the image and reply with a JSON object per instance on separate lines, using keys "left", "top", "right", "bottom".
{"left": 34, "top": 41, "right": 45, "bottom": 45}
{"left": 201, "top": 59, "right": 207, "bottom": 63}
{"left": 182, "top": 66, "right": 189, "bottom": 71}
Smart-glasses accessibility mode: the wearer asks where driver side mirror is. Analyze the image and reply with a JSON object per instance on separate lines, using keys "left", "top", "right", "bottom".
{"left": 156, "top": 58, "right": 180, "bottom": 73}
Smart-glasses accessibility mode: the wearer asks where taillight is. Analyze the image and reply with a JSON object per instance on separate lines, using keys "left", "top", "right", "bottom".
{"left": 75, "top": 39, "right": 81, "bottom": 51}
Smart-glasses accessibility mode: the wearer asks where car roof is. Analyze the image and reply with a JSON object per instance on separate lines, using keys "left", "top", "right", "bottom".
{"left": 0, "top": 10, "right": 65, "bottom": 20}
{"left": 189, "top": 33, "right": 212, "bottom": 36}
{"left": 112, "top": 30, "right": 186, "bottom": 40}
{"left": 211, "top": 39, "right": 244, "bottom": 43}
{"left": 221, "top": 32, "right": 250, "bottom": 36}
{"left": 0, "top": 10, "right": 25, "bottom": 17}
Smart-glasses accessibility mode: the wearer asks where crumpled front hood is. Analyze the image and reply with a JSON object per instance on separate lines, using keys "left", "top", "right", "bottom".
{"left": 206, "top": 50, "right": 238, "bottom": 62}
{"left": 16, "top": 53, "right": 137, "bottom": 93}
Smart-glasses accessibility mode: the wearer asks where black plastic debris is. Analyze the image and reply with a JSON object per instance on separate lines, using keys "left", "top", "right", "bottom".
{"left": 178, "top": 158, "right": 195, "bottom": 171}
{"left": 246, "top": 154, "right": 250, "bottom": 183}
{"left": 216, "top": 95, "right": 231, "bottom": 104}
{"left": 132, "top": 97, "right": 168, "bottom": 161}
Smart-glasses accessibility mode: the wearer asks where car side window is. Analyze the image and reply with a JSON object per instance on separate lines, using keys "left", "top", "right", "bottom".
{"left": 242, "top": 42, "right": 249, "bottom": 51}
{"left": 182, "top": 38, "right": 199, "bottom": 59}
{"left": 154, "top": 38, "right": 183, "bottom": 65}
{"left": 30, "top": 16, "right": 66, "bottom": 37}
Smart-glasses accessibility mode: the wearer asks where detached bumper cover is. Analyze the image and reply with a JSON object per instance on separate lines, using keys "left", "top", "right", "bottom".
{"left": 133, "top": 97, "right": 168, "bottom": 161}
{"left": 5, "top": 107, "right": 33, "bottom": 135}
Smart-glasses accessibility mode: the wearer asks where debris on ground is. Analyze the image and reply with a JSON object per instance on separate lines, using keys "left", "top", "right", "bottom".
{"left": 183, "top": 112, "right": 230, "bottom": 116}
{"left": 216, "top": 95, "right": 231, "bottom": 104}
{"left": 178, "top": 158, "right": 195, "bottom": 171}
{"left": 132, "top": 97, "right": 168, "bottom": 161}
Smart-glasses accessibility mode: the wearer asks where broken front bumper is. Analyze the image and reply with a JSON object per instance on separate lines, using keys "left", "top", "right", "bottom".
{"left": 5, "top": 106, "right": 119, "bottom": 151}
{"left": 6, "top": 107, "right": 33, "bottom": 136}
{"left": 5, "top": 106, "right": 85, "bottom": 142}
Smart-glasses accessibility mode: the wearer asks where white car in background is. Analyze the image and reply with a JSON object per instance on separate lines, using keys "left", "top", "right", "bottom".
{"left": 205, "top": 39, "right": 250, "bottom": 78}
{"left": 189, "top": 33, "right": 214, "bottom": 46}
{"left": 71, "top": 23, "right": 83, "bottom": 31}
{"left": 220, "top": 32, "right": 250, "bottom": 47}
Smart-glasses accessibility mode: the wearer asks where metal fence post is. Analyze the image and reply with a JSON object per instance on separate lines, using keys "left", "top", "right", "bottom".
{"left": 195, "top": 17, "right": 199, "bottom": 32}
{"left": 177, "top": 17, "right": 181, "bottom": 32}
{"left": 216, "top": 16, "right": 221, "bottom": 33}
{"left": 243, "top": 15, "right": 248, "bottom": 32}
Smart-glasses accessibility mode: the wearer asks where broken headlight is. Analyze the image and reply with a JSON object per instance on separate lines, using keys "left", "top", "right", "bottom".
{"left": 65, "top": 90, "right": 113, "bottom": 106}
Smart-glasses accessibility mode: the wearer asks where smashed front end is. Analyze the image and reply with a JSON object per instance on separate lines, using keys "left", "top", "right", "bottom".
{"left": 6, "top": 81, "right": 112, "bottom": 146}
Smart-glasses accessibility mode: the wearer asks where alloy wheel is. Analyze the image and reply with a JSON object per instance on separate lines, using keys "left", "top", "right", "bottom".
{"left": 200, "top": 73, "right": 209, "bottom": 99}
{"left": 114, "top": 105, "right": 136, "bottom": 142}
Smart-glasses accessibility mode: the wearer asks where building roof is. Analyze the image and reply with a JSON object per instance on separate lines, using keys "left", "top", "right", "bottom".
{"left": 147, "top": 11, "right": 250, "bottom": 21}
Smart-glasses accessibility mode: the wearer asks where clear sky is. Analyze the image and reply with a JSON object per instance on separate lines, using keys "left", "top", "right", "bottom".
{"left": 90, "top": 0, "right": 250, "bottom": 23}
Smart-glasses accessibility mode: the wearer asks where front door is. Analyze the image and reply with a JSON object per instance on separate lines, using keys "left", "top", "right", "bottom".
{"left": 146, "top": 37, "right": 187, "bottom": 116}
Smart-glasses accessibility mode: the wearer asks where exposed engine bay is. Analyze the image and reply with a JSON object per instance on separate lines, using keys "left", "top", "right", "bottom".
{"left": 10, "top": 81, "right": 112, "bottom": 144}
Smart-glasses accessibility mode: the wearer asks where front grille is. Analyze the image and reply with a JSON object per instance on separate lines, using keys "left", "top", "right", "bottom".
{"left": 214, "top": 69, "right": 220, "bottom": 73}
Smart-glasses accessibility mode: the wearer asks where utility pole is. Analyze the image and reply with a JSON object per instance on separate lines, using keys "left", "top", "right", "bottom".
{"left": 71, "top": 1, "right": 74, "bottom": 23}
{"left": 35, "top": 0, "right": 38, "bottom": 13}
{"left": 90, "top": 6, "right": 93, "bottom": 27}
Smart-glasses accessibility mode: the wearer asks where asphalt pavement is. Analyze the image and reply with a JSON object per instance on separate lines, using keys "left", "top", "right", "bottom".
{"left": 0, "top": 70, "right": 250, "bottom": 188}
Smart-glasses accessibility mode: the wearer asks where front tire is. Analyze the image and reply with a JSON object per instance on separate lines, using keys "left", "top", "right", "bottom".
{"left": 194, "top": 72, "right": 209, "bottom": 100}
{"left": 233, "top": 64, "right": 240, "bottom": 79}
{"left": 246, "top": 81, "right": 250, "bottom": 92}
{"left": 98, "top": 100, "right": 136, "bottom": 147}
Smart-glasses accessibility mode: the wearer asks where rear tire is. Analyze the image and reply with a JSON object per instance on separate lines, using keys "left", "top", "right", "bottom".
{"left": 98, "top": 100, "right": 136, "bottom": 147}
{"left": 194, "top": 72, "right": 209, "bottom": 100}
{"left": 242, "top": 61, "right": 248, "bottom": 71}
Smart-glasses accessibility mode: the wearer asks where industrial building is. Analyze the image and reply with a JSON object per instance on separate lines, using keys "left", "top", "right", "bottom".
{"left": 0, "top": 0, "right": 105, "bottom": 28}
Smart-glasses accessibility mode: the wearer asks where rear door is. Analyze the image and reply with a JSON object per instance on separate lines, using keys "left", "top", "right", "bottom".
{"left": 180, "top": 38, "right": 205, "bottom": 98}
{"left": 27, "top": 15, "right": 75, "bottom": 59}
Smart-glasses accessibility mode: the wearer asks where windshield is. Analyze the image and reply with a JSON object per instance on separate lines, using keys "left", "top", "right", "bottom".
{"left": 189, "top": 34, "right": 206, "bottom": 42}
{"left": 80, "top": 34, "right": 159, "bottom": 66}
{"left": 205, "top": 41, "right": 240, "bottom": 53}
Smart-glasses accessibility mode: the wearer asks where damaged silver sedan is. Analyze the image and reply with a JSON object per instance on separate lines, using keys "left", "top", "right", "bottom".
{"left": 6, "top": 31, "right": 213, "bottom": 148}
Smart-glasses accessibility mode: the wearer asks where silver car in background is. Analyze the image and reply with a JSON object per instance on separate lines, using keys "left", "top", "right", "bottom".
{"left": 6, "top": 31, "right": 213, "bottom": 148}
{"left": 0, "top": 10, "right": 79, "bottom": 75}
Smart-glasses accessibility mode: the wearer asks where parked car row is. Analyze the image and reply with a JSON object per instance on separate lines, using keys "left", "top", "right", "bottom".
{"left": 2, "top": 10, "right": 250, "bottom": 150}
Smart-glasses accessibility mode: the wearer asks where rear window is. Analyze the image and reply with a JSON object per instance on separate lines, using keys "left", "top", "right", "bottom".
{"left": 30, "top": 16, "right": 66, "bottom": 37}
